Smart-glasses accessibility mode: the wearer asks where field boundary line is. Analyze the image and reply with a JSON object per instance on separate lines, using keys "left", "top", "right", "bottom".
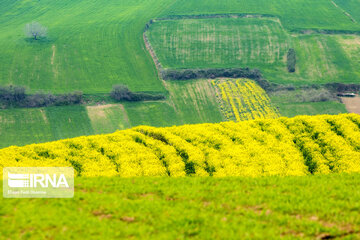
{"left": 330, "top": 0, "right": 357, "bottom": 23}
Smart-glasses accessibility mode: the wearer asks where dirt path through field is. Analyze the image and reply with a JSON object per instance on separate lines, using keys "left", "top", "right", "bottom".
{"left": 341, "top": 96, "right": 360, "bottom": 114}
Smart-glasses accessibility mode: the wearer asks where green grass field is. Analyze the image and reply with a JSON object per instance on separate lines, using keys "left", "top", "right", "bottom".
{"left": 148, "top": 17, "right": 360, "bottom": 85}
{"left": 147, "top": 17, "right": 290, "bottom": 69}
{"left": 0, "top": 106, "right": 95, "bottom": 148}
{"left": 273, "top": 102, "right": 348, "bottom": 117}
{"left": 160, "top": 0, "right": 360, "bottom": 31}
{"left": 0, "top": 0, "right": 167, "bottom": 94}
{"left": 1, "top": 0, "right": 359, "bottom": 93}
{"left": 333, "top": 0, "right": 360, "bottom": 22}
{"left": 1, "top": 174, "right": 360, "bottom": 239}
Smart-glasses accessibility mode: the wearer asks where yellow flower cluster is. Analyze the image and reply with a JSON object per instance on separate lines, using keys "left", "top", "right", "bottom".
{"left": 0, "top": 114, "right": 359, "bottom": 177}
{"left": 213, "top": 79, "right": 280, "bottom": 121}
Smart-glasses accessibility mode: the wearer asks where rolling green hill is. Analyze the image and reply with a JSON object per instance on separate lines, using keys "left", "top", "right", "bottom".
{"left": 160, "top": 0, "right": 360, "bottom": 31}
{"left": 1, "top": 0, "right": 359, "bottom": 149}
{"left": 0, "top": 0, "right": 168, "bottom": 94}
{"left": 0, "top": 0, "right": 359, "bottom": 93}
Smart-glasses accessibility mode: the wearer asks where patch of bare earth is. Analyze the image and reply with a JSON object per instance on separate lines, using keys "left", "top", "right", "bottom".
{"left": 341, "top": 96, "right": 360, "bottom": 114}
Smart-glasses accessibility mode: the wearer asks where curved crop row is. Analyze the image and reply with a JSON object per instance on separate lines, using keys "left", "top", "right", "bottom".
{"left": 0, "top": 114, "right": 359, "bottom": 177}
{"left": 213, "top": 79, "right": 280, "bottom": 121}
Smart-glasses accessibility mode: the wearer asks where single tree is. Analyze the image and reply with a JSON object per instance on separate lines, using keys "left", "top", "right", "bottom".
{"left": 25, "top": 21, "right": 47, "bottom": 40}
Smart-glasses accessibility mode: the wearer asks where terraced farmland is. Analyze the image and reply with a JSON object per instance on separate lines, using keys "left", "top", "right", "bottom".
{"left": 213, "top": 79, "right": 280, "bottom": 121}
{"left": 1, "top": 114, "right": 360, "bottom": 177}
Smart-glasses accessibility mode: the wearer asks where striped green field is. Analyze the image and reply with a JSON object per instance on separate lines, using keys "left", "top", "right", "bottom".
{"left": 147, "top": 17, "right": 290, "bottom": 69}
{"left": 147, "top": 17, "right": 360, "bottom": 85}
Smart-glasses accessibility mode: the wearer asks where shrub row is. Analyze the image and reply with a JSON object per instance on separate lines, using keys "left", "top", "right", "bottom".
{"left": 161, "top": 68, "right": 262, "bottom": 81}
{"left": 287, "top": 48, "right": 296, "bottom": 73}
{"left": 111, "top": 85, "right": 165, "bottom": 102}
{"left": 325, "top": 83, "right": 360, "bottom": 93}
{"left": 0, "top": 85, "right": 82, "bottom": 108}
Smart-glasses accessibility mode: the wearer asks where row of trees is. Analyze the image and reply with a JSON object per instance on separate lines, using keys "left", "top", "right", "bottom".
{"left": 0, "top": 84, "right": 165, "bottom": 108}
{"left": 0, "top": 85, "right": 82, "bottom": 108}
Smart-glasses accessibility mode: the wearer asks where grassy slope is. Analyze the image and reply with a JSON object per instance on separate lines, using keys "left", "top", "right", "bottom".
{"left": 0, "top": 106, "right": 95, "bottom": 148}
{"left": 160, "top": 0, "right": 360, "bottom": 31}
{"left": 0, "top": 0, "right": 168, "bottom": 94}
{"left": 333, "top": 0, "right": 360, "bottom": 22}
{"left": 274, "top": 102, "right": 348, "bottom": 118}
{"left": 270, "top": 90, "right": 348, "bottom": 117}
{"left": 1, "top": 0, "right": 359, "bottom": 148}
{"left": 0, "top": 0, "right": 358, "bottom": 93}
{"left": 1, "top": 175, "right": 360, "bottom": 239}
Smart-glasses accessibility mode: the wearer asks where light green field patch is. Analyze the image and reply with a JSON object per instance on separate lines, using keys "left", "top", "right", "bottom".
{"left": 147, "top": 17, "right": 291, "bottom": 69}
{"left": 165, "top": 79, "right": 224, "bottom": 124}
{"left": 87, "top": 104, "right": 130, "bottom": 134}
{"left": 337, "top": 35, "right": 360, "bottom": 75}
{"left": 123, "top": 101, "right": 180, "bottom": 127}
{"left": 273, "top": 102, "right": 348, "bottom": 117}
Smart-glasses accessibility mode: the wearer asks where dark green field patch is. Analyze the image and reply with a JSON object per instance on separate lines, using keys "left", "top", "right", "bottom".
{"left": 45, "top": 105, "right": 94, "bottom": 140}
{"left": 0, "top": 108, "right": 53, "bottom": 148}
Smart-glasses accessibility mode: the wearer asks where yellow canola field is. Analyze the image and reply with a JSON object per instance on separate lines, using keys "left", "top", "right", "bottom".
{"left": 213, "top": 79, "right": 280, "bottom": 121}
{"left": 0, "top": 114, "right": 360, "bottom": 177}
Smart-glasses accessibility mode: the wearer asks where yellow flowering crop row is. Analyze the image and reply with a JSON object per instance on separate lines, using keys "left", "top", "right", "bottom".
{"left": 213, "top": 79, "right": 280, "bottom": 121}
{"left": 0, "top": 114, "right": 359, "bottom": 177}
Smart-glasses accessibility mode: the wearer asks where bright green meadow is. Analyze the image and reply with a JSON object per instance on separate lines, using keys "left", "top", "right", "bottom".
{"left": 1, "top": 174, "right": 360, "bottom": 239}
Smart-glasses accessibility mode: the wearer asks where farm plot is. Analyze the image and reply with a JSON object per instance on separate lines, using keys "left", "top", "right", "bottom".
{"left": 147, "top": 17, "right": 291, "bottom": 70}
{"left": 212, "top": 79, "right": 280, "bottom": 121}
{"left": 0, "top": 106, "right": 94, "bottom": 148}
{"left": 164, "top": 80, "right": 224, "bottom": 124}
{"left": 87, "top": 104, "right": 130, "bottom": 134}
{"left": 148, "top": 16, "right": 360, "bottom": 85}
